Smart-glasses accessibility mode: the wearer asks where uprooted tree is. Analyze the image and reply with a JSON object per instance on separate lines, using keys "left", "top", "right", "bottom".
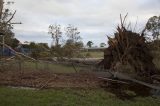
{"left": 99, "top": 15, "right": 158, "bottom": 78}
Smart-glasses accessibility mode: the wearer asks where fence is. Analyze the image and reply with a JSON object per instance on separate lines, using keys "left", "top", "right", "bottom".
{"left": 0, "top": 59, "right": 97, "bottom": 73}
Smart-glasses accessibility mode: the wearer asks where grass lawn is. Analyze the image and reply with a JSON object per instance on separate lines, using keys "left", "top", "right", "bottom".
{"left": 0, "top": 87, "right": 159, "bottom": 106}
{"left": 6, "top": 61, "right": 83, "bottom": 73}
{"left": 81, "top": 51, "right": 104, "bottom": 58}
{"left": 23, "top": 61, "right": 81, "bottom": 73}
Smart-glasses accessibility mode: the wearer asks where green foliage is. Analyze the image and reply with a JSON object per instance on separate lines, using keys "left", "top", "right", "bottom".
{"left": 11, "top": 38, "right": 19, "bottom": 48}
{"left": 39, "top": 43, "right": 49, "bottom": 49}
{"left": 29, "top": 42, "right": 36, "bottom": 49}
{"left": 62, "top": 40, "right": 76, "bottom": 58}
{"left": 87, "top": 41, "right": 93, "bottom": 48}
{"left": 144, "top": 15, "right": 160, "bottom": 40}
{"left": 39, "top": 51, "right": 51, "bottom": 58}
{"left": 51, "top": 45, "right": 63, "bottom": 57}
{"left": 29, "top": 42, "right": 50, "bottom": 59}
{"left": 47, "top": 24, "right": 83, "bottom": 58}
{"left": 50, "top": 39, "right": 84, "bottom": 58}
{"left": 0, "top": 35, "right": 19, "bottom": 48}
{"left": 75, "top": 41, "right": 84, "bottom": 48}
{"left": 62, "top": 39, "right": 83, "bottom": 58}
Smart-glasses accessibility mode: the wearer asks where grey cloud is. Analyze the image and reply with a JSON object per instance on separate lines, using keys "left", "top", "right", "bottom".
{"left": 11, "top": 0, "right": 160, "bottom": 45}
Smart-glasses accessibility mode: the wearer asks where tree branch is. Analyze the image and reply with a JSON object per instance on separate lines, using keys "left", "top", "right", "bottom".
{"left": 6, "top": 10, "right": 16, "bottom": 24}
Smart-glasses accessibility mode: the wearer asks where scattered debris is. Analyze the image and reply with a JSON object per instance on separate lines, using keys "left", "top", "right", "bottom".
{"left": 0, "top": 70, "right": 99, "bottom": 89}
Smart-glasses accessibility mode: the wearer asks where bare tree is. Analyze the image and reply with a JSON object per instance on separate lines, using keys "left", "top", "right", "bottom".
{"left": 65, "top": 24, "right": 81, "bottom": 43}
{"left": 48, "top": 24, "right": 62, "bottom": 46}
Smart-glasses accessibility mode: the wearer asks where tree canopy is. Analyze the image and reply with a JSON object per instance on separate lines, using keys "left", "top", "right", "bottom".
{"left": 87, "top": 41, "right": 93, "bottom": 48}
{"left": 144, "top": 15, "right": 160, "bottom": 40}
{"left": 48, "top": 24, "right": 62, "bottom": 46}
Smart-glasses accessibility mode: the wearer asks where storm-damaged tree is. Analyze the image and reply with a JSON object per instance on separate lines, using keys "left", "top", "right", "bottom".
{"left": 0, "top": 0, "right": 20, "bottom": 48}
{"left": 48, "top": 24, "right": 62, "bottom": 47}
{"left": 99, "top": 14, "right": 158, "bottom": 78}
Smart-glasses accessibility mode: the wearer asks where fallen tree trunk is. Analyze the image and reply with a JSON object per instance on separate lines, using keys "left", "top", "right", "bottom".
{"left": 114, "top": 72, "right": 160, "bottom": 90}
{"left": 99, "top": 71, "right": 160, "bottom": 90}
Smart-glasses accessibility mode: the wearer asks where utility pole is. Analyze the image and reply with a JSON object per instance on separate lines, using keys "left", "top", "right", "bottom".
{"left": 2, "top": 35, "right": 4, "bottom": 56}
{"left": 0, "top": 0, "right": 3, "bottom": 19}
{"left": 0, "top": 32, "right": 4, "bottom": 56}
{"left": 0, "top": 0, "right": 3, "bottom": 56}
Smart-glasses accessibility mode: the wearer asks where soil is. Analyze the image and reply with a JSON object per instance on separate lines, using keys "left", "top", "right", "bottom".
{"left": 0, "top": 70, "right": 100, "bottom": 89}
{"left": 0, "top": 70, "right": 159, "bottom": 99}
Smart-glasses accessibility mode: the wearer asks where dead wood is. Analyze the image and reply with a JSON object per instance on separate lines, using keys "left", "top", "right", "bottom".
{"left": 6, "top": 10, "right": 16, "bottom": 24}
{"left": 98, "top": 77, "right": 129, "bottom": 84}
{"left": 0, "top": 0, "right": 3, "bottom": 19}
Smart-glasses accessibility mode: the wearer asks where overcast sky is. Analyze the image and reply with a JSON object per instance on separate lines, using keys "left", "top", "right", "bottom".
{"left": 9, "top": 0, "right": 160, "bottom": 46}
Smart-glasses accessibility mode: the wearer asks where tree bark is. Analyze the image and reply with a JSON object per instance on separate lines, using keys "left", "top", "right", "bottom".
{"left": 0, "top": 0, "right": 3, "bottom": 19}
